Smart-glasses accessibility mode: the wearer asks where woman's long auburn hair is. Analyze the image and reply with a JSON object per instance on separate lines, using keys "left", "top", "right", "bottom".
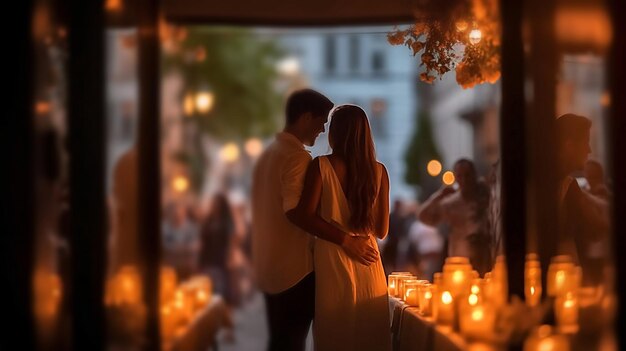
{"left": 328, "top": 105, "right": 378, "bottom": 235}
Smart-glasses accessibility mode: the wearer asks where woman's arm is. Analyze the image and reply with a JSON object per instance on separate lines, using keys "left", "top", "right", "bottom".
{"left": 286, "top": 158, "right": 378, "bottom": 265}
{"left": 372, "top": 164, "right": 390, "bottom": 240}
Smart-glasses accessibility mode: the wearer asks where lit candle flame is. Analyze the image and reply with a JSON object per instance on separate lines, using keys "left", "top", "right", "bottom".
{"left": 442, "top": 291, "right": 453, "bottom": 304}
{"left": 471, "top": 308, "right": 484, "bottom": 321}
{"left": 469, "top": 29, "right": 482, "bottom": 45}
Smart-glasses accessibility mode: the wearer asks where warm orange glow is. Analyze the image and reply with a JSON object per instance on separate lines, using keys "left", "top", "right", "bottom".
{"left": 35, "top": 101, "right": 50, "bottom": 115}
{"left": 245, "top": 138, "right": 264, "bottom": 158}
{"left": 555, "top": 7, "right": 612, "bottom": 51}
{"left": 197, "top": 290, "right": 208, "bottom": 303}
{"left": 105, "top": 0, "right": 122, "bottom": 12}
{"left": 220, "top": 143, "right": 240, "bottom": 163}
{"left": 468, "top": 294, "right": 479, "bottom": 306}
{"left": 469, "top": 29, "right": 482, "bottom": 45}
{"left": 172, "top": 176, "right": 189, "bottom": 193}
{"left": 453, "top": 270, "right": 465, "bottom": 283}
{"left": 195, "top": 46, "right": 207, "bottom": 62}
{"left": 34, "top": 271, "right": 63, "bottom": 320}
{"left": 563, "top": 294, "right": 576, "bottom": 308}
{"left": 425, "top": 291, "right": 432, "bottom": 299}
{"left": 442, "top": 171, "right": 455, "bottom": 185}
{"left": 455, "top": 20, "right": 468, "bottom": 32}
{"left": 195, "top": 91, "right": 215, "bottom": 114}
{"left": 556, "top": 271, "right": 565, "bottom": 286}
{"left": 538, "top": 339, "right": 555, "bottom": 351}
{"left": 442, "top": 291, "right": 453, "bottom": 305}
{"left": 427, "top": 160, "right": 442, "bottom": 176}
{"left": 471, "top": 284, "right": 480, "bottom": 295}
{"left": 105, "top": 266, "right": 142, "bottom": 306}
{"left": 471, "top": 308, "right": 484, "bottom": 321}
{"left": 183, "top": 94, "right": 195, "bottom": 116}
{"left": 601, "top": 91, "right": 610, "bottom": 107}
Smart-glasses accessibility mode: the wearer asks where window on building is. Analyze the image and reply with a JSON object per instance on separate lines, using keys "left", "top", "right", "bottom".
{"left": 369, "top": 98, "right": 387, "bottom": 139}
{"left": 324, "top": 35, "right": 336, "bottom": 74}
{"left": 349, "top": 35, "right": 360, "bottom": 74}
{"left": 371, "top": 50, "right": 385, "bottom": 76}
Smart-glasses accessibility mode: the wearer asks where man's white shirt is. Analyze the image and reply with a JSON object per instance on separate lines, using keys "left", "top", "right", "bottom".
{"left": 251, "top": 132, "right": 314, "bottom": 294}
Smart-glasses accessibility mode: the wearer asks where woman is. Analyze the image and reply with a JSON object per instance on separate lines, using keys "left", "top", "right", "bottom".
{"left": 290, "top": 104, "right": 391, "bottom": 351}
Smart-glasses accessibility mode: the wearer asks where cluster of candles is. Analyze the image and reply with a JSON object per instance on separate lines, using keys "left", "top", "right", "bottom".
{"left": 160, "top": 268, "right": 212, "bottom": 341}
{"left": 33, "top": 270, "right": 63, "bottom": 322}
{"left": 389, "top": 254, "right": 585, "bottom": 349}
{"left": 388, "top": 256, "right": 507, "bottom": 341}
{"left": 104, "top": 265, "right": 213, "bottom": 342}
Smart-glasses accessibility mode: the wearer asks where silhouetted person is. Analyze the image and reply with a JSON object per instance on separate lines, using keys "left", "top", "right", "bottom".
{"left": 556, "top": 114, "right": 610, "bottom": 286}
{"left": 419, "top": 159, "right": 491, "bottom": 275}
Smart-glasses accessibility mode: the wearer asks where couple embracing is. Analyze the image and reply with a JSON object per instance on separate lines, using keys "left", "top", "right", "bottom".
{"left": 252, "top": 89, "right": 391, "bottom": 351}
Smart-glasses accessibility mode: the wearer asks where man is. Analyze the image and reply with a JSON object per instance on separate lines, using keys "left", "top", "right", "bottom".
{"left": 556, "top": 114, "right": 609, "bottom": 285}
{"left": 252, "top": 89, "right": 377, "bottom": 351}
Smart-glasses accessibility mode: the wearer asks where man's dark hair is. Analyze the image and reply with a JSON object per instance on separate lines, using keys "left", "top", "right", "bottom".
{"left": 556, "top": 113, "right": 591, "bottom": 142}
{"left": 285, "top": 89, "right": 334, "bottom": 125}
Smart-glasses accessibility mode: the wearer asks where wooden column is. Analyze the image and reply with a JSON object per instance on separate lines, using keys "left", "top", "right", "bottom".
{"left": 137, "top": 0, "right": 162, "bottom": 349}
{"left": 68, "top": 0, "right": 107, "bottom": 350}
{"left": 527, "top": 0, "right": 558, "bottom": 300}
{"left": 500, "top": 0, "right": 527, "bottom": 300}
{"left": 2, "top": 0, "right": 36, "bottom": 349}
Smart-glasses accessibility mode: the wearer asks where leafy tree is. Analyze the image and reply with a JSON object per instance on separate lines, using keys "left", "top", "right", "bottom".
{"left": 404, "top": 109, "right": 443, "bottom": 201}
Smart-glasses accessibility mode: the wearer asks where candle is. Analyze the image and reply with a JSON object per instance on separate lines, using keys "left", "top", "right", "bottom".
{"left": 397, "top": 274, "right": 417, "bottom": 300}
{"left": 459, "top": 304, "right": 496, "bottom": 340}
{"left": 547, "top": 255, "right": 576, "bottom": 296}
{"left": 188, "top": 275, "right": 212, "bottom": 312}
{"left": 405, "top": 287, "right": 420, "bottom": 307}
{"left": 436, "top": 290, "right": 455, "bottom": 326}
{"left": 433, "top": 272, "right": 442, "bottom": 286}
{"left": 445, "top": 256, "right": 470, "bottom": 265}
{"left": 491, "top": 256, "right": 508, "bottom": 307}
{"left": 523, "top": 325, "right": 570, "bottom": 351}
{"left": 173, "top": 288, "right": 194, "bottom": 324}
{"left": 555, "top": 293, "right": 579, "bottom": 334}
{"left": 161, "top": 303, "right": 177, "bottom": 341}
{"left": 388, "top": 272, "right": 412, "bottom": 298}
{"left": 106, "top": 265, "right": 142, "bottom": 306}
{"left": 443, "top": 260, "right": 471, "bottom": 298}
{"left": 160, "top": 266, "right": 178, "bottom": 303}
{"left": 418, "top": 283, "right": 433, "bottom": 316}
{"left": 404, "top": 279, "right": 428, "bottom": 306}
{"left": 525, "top": 260, "right": 542, "bottom": 307}
{"left": 388, "top": 275, "right": 397, "bottom": 296}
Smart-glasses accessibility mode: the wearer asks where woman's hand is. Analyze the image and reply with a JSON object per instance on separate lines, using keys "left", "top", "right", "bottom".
{"left": 341, "top": 235, "right": 378, "bottom": 266}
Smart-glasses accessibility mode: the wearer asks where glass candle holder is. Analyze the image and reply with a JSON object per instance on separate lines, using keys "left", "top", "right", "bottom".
{"left": 523, "top": 325, "right": 570, "bottom": 351}
{"left": 388, "top": 272, "right": 412, "bottom": 297}
{"left": 443, "top": 261, "right": 472, "bottom": 298}
{"left": 397, "top": 274, "right": 417, "bottom": 300}
{"left": 418, "top": 283, "right": 433, "bottom": 316}
{"left": 525, "top": 260, "right": 542, "bottom": 307}
{"left": 435, "top": 290, "right": 455, "bottom": 326}
{"left": 547, "top": 256, "right": 576, "bottom": 297}
{"left": 459, "top": 303, "right": 496, "bottom": 340}
{"left": 555, "top": 292, "right": 579, "bottom": 334}
{"left": 404, "top": 279, "right": 422, "bottom": 307}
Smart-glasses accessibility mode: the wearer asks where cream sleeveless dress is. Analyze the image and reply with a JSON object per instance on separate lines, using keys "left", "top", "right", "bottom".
{"left": 313, "top": 156, "right": 391, "bottom": 351}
